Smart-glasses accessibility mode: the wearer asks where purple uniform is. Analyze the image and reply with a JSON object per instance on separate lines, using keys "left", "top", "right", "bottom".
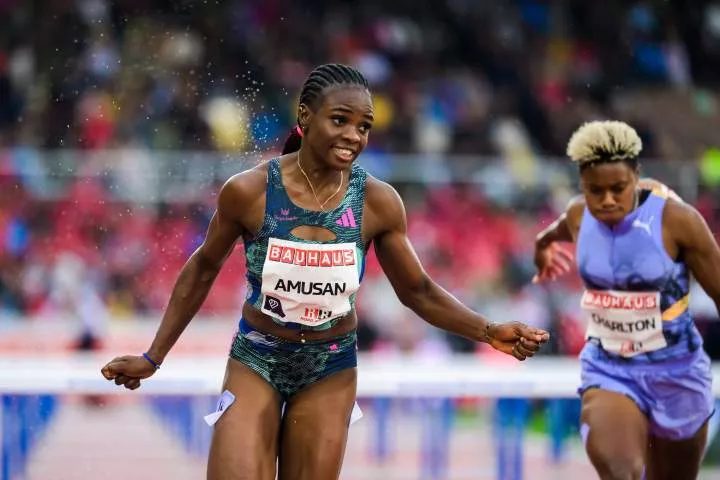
{"left": 576, "top": 189, "right": 714, "bottom": 440}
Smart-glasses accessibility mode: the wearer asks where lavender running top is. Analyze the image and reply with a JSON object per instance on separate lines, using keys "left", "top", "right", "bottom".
{"left": 577, "top": 189, "right": 702, "bottom": 363}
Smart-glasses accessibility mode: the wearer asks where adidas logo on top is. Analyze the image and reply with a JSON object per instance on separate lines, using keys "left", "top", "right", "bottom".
{"left": 335, "top": 207, "right": 357, "bottom": 228}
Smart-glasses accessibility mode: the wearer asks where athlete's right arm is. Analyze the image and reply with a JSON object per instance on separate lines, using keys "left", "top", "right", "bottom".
{"left": 535, "top": 195, "right": 584, "bottom": 247}
{"left": 143, "top": 177, "right": 249, "bottom": 364}
{"left": 532, "top": 195, "right": 584, "bottom": 283}
{"left": 101, "top": 173, "right": 255, "bottom": 388}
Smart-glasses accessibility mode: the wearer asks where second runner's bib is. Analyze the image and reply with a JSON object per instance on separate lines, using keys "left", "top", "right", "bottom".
{"left": 582, "top": 289, "right": 667, "bottom": 357}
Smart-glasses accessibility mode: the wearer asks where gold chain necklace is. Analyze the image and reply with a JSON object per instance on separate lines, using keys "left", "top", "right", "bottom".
{"left": 296, "top": 154, "right": 344, "bottom": 210}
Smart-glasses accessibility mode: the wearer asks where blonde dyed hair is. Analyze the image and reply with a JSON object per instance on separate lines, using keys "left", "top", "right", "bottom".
{"left": 566, "top": 121, "right": 642, "bottom": 165}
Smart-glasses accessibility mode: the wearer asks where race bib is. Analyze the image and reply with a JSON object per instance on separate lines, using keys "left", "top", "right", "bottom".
{"left": 260, "top": 238, "right": 360, "bottom": 326}
{"left": 582, "top": 290, "right": 667, "bottom": 357}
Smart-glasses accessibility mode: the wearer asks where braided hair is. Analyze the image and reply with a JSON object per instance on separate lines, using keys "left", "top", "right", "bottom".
{"left": 281, "top": 63, "right": 369, "bottom": 154}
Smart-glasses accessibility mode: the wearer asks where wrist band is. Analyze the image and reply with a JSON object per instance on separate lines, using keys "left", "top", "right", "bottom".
{"left": 142, "top": 352, "right": 161, "bottom": 369}
{"left": 483, "top": 322, "right": 496, "bottom": 343}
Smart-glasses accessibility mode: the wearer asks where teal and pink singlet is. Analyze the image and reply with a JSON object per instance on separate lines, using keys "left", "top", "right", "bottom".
{"left": 230, "top": 158, "right": 368, "bottom": 400}
{"left": 576, "top": 188, "right": 714, "bottom": 440}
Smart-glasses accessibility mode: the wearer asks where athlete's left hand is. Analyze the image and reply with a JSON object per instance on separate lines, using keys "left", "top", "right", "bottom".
{"left": 486, "top": 322, "right": 550, "bottom": 361}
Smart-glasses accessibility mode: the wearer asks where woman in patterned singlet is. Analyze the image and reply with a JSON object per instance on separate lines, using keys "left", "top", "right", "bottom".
{"left": 101, "top": 63, "right": 550, "bottom": 480}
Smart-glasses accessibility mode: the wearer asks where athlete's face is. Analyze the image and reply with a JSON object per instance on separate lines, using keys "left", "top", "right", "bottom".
{"left": 298, "top": 86, "right": 374, "bottom": 169}
{"left": 580, "top": 161, "right": 639, "bottom": 226}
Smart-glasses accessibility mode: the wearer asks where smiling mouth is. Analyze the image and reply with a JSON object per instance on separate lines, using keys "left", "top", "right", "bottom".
{"left": 333, "top": 147, "right": 355, "bottom": 161}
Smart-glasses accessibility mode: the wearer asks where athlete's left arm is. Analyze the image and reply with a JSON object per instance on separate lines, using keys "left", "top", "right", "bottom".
{"left": 669, "top": 200, "right": 720, "bottom": 309}
{"left": 366, "top": 178, "right": 548, "bottom": 358}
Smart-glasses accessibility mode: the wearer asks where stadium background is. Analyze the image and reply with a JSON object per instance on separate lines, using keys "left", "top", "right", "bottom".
{"left": 4, "top": 0, "right": 720, "bottom": 478}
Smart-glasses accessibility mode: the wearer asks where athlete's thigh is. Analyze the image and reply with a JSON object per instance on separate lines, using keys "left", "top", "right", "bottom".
{"left": 277, "top": 367, "right": 357, "bottom": 480}
{"left": 207, "top": 358, "right": 282, "bottom": 480}
{"left": 581, "top": 389, "right": 649, "bottom": 479}
{"left": 646, "top": 421, "right": 708, "bottom": 480}
{"left": 644, "top": 349, "right": 714, "bottom": 480}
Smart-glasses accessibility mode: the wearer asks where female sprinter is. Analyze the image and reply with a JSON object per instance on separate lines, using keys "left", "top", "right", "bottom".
{"left": 534, "top": 120, "right": 718, "bottom": 480}
{"left": 102, "top": 63, "right": 550, "bottom": 480}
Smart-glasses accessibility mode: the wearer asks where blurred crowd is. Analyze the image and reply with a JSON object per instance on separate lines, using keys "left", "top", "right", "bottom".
{"left": 3, "top": 0, "right": 720, "bottom": 156}
{"left": 2, "top": 0, "right": 720, "bottom": 355}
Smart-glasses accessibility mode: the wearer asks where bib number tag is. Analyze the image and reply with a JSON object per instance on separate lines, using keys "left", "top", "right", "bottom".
{"left": 582, "top": 290, "right": 667, "bottom": 357}
{"left": 260, "top": 238, "right": 360, "bottom": 326}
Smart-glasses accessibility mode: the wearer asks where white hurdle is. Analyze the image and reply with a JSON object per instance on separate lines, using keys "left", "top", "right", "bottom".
{"left": 2, "top": 354, "right": 719, "bottom": 480}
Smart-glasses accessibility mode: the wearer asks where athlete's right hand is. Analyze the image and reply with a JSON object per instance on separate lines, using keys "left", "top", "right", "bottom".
{"left": 100, "top": 355, "right": 158, "bottom": 390}
{"left": 532, "top": 242, "right": 574, "bottom": 283}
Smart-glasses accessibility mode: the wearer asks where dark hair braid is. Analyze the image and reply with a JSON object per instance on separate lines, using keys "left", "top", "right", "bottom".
{"left": 281, "top": 64, "right": 369, "bottom": 154}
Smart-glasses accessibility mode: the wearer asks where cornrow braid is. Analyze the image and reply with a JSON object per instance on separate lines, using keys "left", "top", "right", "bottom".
{"left": 298, "top": 63, "right": 369, "bottom": 113}
{"left": 282, "top": 63, "right": 369, "bottom": 155}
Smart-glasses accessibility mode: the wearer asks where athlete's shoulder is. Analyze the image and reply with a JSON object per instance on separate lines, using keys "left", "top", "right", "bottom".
{"left": 639, "top": 177, "right": 683, "bottom": 202}
{"left": 364, "top": 174, "right": 403, "bottom": 209}
{"left": 663, "top": 195, "right": 702, "bottom": 228}
{"left": 362, "top": 174, "right": 406, "bottom": 237}
{"left": 218, "top": 160, "right": 271, "bottom": 212}
{"left": 566, "top": 194, "right": 585, "bottom": 213}
{"left": 660, "top": 195, "right": 713, "bottom": 251}
{"left": 227, "top": 159, "right": 271, "bottom": 190}
{"left": 565, "top": 194, "right": 586, "bottom": 231}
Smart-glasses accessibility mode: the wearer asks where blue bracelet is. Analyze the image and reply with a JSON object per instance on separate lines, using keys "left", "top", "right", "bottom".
{"left": 142, "top": 352, "right": 161, "bottom": 369}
